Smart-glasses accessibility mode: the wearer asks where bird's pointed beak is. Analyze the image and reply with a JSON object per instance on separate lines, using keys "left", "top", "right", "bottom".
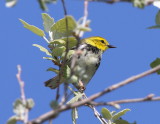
{"left": 107, "top": 45, "right": 116, "bottom": 48}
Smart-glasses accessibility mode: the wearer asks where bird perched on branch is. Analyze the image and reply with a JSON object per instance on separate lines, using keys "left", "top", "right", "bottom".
{"left": 45, "top": 36, "right": 116, "bottom": 92}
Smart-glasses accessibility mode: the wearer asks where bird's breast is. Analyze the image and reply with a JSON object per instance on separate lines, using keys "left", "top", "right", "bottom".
{"left": 71, "top": 45, "right": 102, "bottom": 85}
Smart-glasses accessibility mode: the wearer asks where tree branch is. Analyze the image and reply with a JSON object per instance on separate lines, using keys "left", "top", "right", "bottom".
{"left": 90, "top": 94, "right": 160, "bottom": 107}
{"left": 89, "top": 0, "right": 154, "bottom": 5}
{"left": 29, "top": 65, "right": 160, "bottom": 124}
{"left": 16, "top": 65, "right": 29, "bottom": 124}
{"left": 83, "top": 94, "right": 108, "bottom": 124}
{"left": 78, "top": 0, "right": 89, "bottom": 37}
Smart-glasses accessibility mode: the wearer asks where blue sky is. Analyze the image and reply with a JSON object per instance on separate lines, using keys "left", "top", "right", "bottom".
{"left": 1, "top": 0, "right": 160, "bottom": 124}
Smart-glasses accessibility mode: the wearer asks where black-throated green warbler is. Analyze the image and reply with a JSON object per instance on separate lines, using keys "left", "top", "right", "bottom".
{"left": 45, "top": 36, "right": 115, "bottom": 91}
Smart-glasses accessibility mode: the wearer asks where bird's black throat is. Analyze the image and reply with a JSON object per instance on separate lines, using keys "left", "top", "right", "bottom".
{"left": 86, "top": 44, "right": 100, "bottom": 54}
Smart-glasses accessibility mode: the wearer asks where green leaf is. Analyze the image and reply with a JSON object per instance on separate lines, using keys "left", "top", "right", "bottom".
{"left": 111, "top": 111, "right": 116, "bottom": 116}
{"left": 33, "top": 44, "right": 52, "bottom": 56}
{"left": 65, "top": 65, "right": 71, "bottom": 79}
{"left": 51, "top": 16, "right": 77, "bottom": 40}
{"left": 13, "top": 99, "right": 25, "bottom": 116}
{"left": 62, "top": 37, "right": 78, "bottom": 49}
{"left": 38, "top": 0, "right": 48, "bottom": 11}
{"left": 50, "top": 37, "right": 78, "bottom": 49}
{"left": 112, "top": 104, "right": 121, "bottom": 109}
{"left": 38, "top": 0, "right": 57, "bottom": 11}
{"left": 72, "top": 108, "right": 78, "bottom": 124}
{"left": 112, "top": 109, "right": 130, "bottom": 121}
{"left": 50, "top": 39, "right": 66, "bottom": 47}
{"left": 43, "top": 57, "right": 56, "bottom": 61}
{"left": 150, "top": 58, "right": 160, "bottom": 75}
{"left": 19, "top": 19, "right": 45, "bottom": 37}
{"left": 133, "top": 0, "right": 145, "bottom": 8}
{"left": 101, "top": 108, "right": 112, "bottom": 120}
{"left": 67, "top": 92, "right": 83, "bottom": 104}
{"left": 6, "top": 0, "right": 17, "bottom": 7}
{"left": 44, "top": 0, "right": 57, "bottom": 3}
{"left": 156, "top": 10, "right": 160, "bottom": 25}
{"left": 47, "top": 67, "right": 59, "bottom": 74}
{"left": 61, "top": 50, "right": 75, "bottom": 61}
{"left": 114, "top": 119, "right": 130, "bottom": 124}
{"left": 76, "top": 25, "right": 91, "bottom": 32}
{"left": 61, "top": 65, "right": 71, "bottom": 79}
{"left": 50, "top": 100, "right": 59, "bottom": 109}
{"left": 45, "top": 0, "right": 57, "bottom": 3}
{"left": 42, "top": 13, "right": 54, "bottom": 32}
{"left": 26, "top": 98, "right": 35, "bottom": 109}
{"left": 52, "top": 46, "right": 66, "bottom": 56}
{"left": 148, "top": 25, "right": 160, "bottom": 29}
{"left": 6, "top": 116, "right": 18, "bottom": 124}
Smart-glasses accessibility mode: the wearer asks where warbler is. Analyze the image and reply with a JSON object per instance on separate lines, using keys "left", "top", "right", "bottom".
{"left": 45, "top": 36, "right": 115, "bottom": 91}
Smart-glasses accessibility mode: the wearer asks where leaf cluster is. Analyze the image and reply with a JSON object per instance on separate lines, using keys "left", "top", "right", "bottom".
{"left": 7, "top": 99, "right": 35, "bottom": 124}
{"left": 5, "top": 0, "right": 57, "bottom": 11}
{"left": 101, "top": 108, "right": 133, "bottom": 124}
{"left": 19, "top": 13, "right": 91, "bottom": 84}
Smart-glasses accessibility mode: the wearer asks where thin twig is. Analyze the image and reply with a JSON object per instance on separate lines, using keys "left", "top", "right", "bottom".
{"left": 59, "top": 84, "right": 69, "bottom": 106}
{"left": 61, "top": 0, "right": 69, "bottom": 53}
{"left": 91, "top": 106, "right": 108, "bottom": 124}
{"left": 55, "top": 0, "right": 69, "bottom": 101}
{"left": 49, "top": 119, "right": 52, "bottom": 124}
{"left": 29, "top": 65, "right": 160, "bottom": 124}
{"left": 60, "top": 0, "right": 70, "bottom": 103}
{"left": 16, "top": 65, "right": 28, "bottom": 124}
{"left": 16, "top": 65, "right": 26, "bottom": 103}
{"left": 83, "top": 94, "right": 108, "bottom": 124}
{"left": 89, "top": 0, "right": 154, "bottom": 5}
{"left": 73, "top": 0, "right": 89, "bottom": 40}
{"left": 56, "top": 87, "right": 60, "bottom": 101}
{"left": 43, "top": 36, "right": 49, "bottom": 43}
{"left": 90, "top": 94, "right": 160, "bottom": 106}
{"left": 78, "top": 0, "right": 89, "bottom": 37}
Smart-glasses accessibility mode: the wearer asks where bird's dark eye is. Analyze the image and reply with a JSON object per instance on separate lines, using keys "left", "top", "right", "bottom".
{"left": 100, "top": 40, "right": 105, "bottom": 44}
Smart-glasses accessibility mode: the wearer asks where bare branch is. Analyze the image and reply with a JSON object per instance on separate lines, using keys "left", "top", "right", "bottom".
{"left": 90, "top": 94, "right": 160, "bottom": 106}
{"left": 16, "top": 65, "right": 29, "bottom": 124}
{"left": 29, "top": 65, "right": 160, "bottom": 124}
{"left": 83, "top": 94, "right": 108, "bottom": 124}
{"left": 56, "top": 87, "right": 60, "bottom": 101}
{"left": 89, "top": 105, "right": 108, "bottom": 124}
{"left": 16, "top": 65, "right": 26, "bottom": 103}
{"left": 78, "top": 0, "right": 89, "bottom": 37}
{"left": 89, "top": 0, "right": 154, "bottom": 5}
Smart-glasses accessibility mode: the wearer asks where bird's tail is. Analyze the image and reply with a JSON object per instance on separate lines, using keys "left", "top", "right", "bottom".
{"left": 44, "top": 76, "right": 63, "bottom": 89}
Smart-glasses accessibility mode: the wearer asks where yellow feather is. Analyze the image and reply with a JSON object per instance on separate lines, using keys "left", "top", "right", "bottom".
{"left": 82, "top": 36, "right": 110, "bottom": 51}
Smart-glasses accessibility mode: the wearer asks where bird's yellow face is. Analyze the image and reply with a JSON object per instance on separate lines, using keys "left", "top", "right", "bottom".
{"left": 82, "top": 36, "right": 115, "bottom": 51}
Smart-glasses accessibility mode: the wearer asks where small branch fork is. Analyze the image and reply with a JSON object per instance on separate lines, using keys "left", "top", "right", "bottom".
{"left": 83, "top": 94, "right": 108, "bottom": 124}
{"left": 16, "top": 65, "right": 29, "bottom": 124}
{"left": 28, "top": 65, "right": 160, "bottom": 124}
